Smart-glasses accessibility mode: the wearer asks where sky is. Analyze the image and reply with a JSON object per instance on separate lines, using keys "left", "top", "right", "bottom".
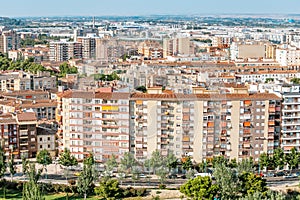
{"left": 1, "top": 0, "right": 300, "bottom": 17}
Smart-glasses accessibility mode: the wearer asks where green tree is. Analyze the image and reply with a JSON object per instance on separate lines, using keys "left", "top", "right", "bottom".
{"left": 22, "top": 163, "right": 44, "bottom": 200}
{"left": 8, "top": 153, "right": 16, "bottom": 182}
{"left": 182, "top": 156, "right": 193, "bottom": 171}
{"left": 285, "top": 147, "right": 299, "bottom": 172}
{"left": 157, "top": 166, "right": 169, "bottom": 184}
{"left": 135, "top": 86, "right": 147, "bottom": 93}
{"left": 94, "top": 179, "right": 123, "bottom": 200}
{"left": 22, "top": 155, "right": 29, "bottom": 175}
{"left": 59, "top": 148, "right": 78, "bottom": 181}
{"left": 131, "top": 166, "right": 141, "bottom": 186}
{"left": 238, "top": 172, "right": 268, "bottom": 197}
{"left": 180, "top": 176, "right": 219, "bottom": 200}
{"left": 77, "top": 153, "right": 97, "bottom": 200}
{"left": 120, "top": 152, "right": 137, "bottom": 174}
{"left": 0, "top": 145, "right": 6, "bottom": 179}
{"left": 166, "top": 152, "right": 178, "bottom": 172}
{"left": 273, "top": 148, "right": 285, "bottom": 170}
{"left": 36, "top": 149, "right": 52, "bottom": 179}
{"left": 259, "top": 153, "right": 270, "bottom": 172}
{"left": 212, "top": 156, "right": 228, "bottom": 168}
{"left": 229, "top": 158, "right": 238, "bottom": 168}
{"left": 213, "top": 163, "right": 238, "bottom": 199}
{"left": 105, "top": 154, "right": 118, "bottom": 172}
{"left": 149, "top": 150, "right": 164, "bottom": 174}
{"left": 237, "top": 158, "right": 255, "bottom": 174}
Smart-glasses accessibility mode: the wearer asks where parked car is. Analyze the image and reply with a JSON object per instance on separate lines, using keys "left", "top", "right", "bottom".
{"left": 275, "top": 171, "right": 285, "bottom": 177}
{"left": 168, "top": 174, "right": 177, "bottom": 179}
{"left": 284, "top": 174, "right": 297, "bottom": 178}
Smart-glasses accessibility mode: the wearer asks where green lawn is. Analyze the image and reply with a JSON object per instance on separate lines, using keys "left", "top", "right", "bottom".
{"left": 0, "top": 189, "right": 100, "bottom": 200}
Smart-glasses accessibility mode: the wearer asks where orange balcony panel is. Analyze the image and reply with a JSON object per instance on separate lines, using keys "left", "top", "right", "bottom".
{"left": 269, "top": 107, "right": 275, "bottom": 113}
{"left": 207, "top": 122, "right": 214, "bottom": 127}
{"left": 268, "top": 121, "right": 275, "bottom": 126}
{"left": 243, "top": 121, "right": 251, "bottom": 127}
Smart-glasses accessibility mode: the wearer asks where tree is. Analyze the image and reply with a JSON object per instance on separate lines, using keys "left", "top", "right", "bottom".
{"left": 120, "top": 152, "right": 137, "bottom": 174}
{"left": 166, "top": 152, "right": 178, "bottom": 172}
{"left": 213, "top": 163, "right": 238, "bottom": 199}
{"left": 238, "top": 172, "right": 268, "bottom": 197}
{"left": 237, "top": 158, "right": 255, "bottom": 174}
{"left": 229, "top": 158, "right": 238, "bottom": 168}
{"left": 156, "top": 166, "right": 168, "bottom": 184}
{"left": 273, "top": 148, "right": 285, "bottom": 170}
{"left": 59, "top": 148, "right": 78, "bottom": 180}
{"left": 182, "top": 156, "right": 193, "bottom": 171}
{"left": 36, "top": 149, "right": 52, "bottom": 179}
{"left": 105, "top": 154, "right": 118, "bottom": 172}
{"left": 77, "top": 153, "right": 97, "bottom": 200}
{"left": 149, "top": 150, "right": 164, "bottom": 174}
{"left": 259, "top": 153, "right": 270, "bottom": 172}
{"left": 135, "top": 86, "right": 147, "bottom": 93}
{"left": 0, "top": 145, "right": 6, "bottom": 179}
{"left": 285, "top": 147, "right": 299, "bottom": 172}
{"left": 22, "top": 155, "right": 29, "bottom": 175}
{"left": 131, "top": 166, "right": 141, "bottom": 186}
{"left": 180, "top": 176, "right": 219, "bottom": 199}
{"left": 212, "top": 156, "right": 228, "bottom": 168}
{"left": 22, "top": 163, "right": 44, "bottom": 200}
{"left": 94, "top": 179, "right": 123, "bottom": 200}
{"left": 8, "top": 153, "right": 16, "bottom": 182}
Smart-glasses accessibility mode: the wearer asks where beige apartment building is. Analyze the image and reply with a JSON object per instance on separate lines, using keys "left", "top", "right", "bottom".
{"left": 56, "top": 90, "right": 130, "bottom": 162}
{"left": 163, "top": 37, "right": 192, "bottom": 57}
{"left": 130, "top": 89, "right": 281, "bottom": 163}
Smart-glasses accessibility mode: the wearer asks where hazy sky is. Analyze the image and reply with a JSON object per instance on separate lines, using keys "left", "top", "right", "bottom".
{"left": 1, "top": 0, "right": 300, "bottom": 17}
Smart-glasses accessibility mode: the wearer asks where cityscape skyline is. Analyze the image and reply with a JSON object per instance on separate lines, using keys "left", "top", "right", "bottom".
{"left": 1, "top": 0, "right": 300, "bottom": 17}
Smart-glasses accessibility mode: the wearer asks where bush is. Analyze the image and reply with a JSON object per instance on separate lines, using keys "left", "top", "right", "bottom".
{"left": 68, "top": 179, "right": 76, "bottom": 186}
{"left": 158, "top": 184, "right": 166, "bottom": 189}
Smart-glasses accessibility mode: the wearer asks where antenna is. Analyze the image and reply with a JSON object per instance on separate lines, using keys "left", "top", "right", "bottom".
{"left": 92, "top": 16, "right": 95, "bottom": 29}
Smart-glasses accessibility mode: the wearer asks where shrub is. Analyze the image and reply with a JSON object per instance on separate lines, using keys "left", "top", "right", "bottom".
{"left": 68, "top": 179, "right": 76, "bottom": 186}
{"left": 158, "top": 184, "right": 166, "bottom": 189}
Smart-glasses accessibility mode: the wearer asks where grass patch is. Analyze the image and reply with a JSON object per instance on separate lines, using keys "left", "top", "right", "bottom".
{"left": 0, "top": 188, "right": 100, "bottom": 200}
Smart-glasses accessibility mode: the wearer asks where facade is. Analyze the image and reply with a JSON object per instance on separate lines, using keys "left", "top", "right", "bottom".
{"left": 0, "top": 71, "right": 56, "bottom": 92}
{"left": 49, "top": 41, "right": 82, "bottom": 61}
{"left": 37, "top": 127, "right": 56, "bottom": 157}
{"left": 56, "top": 91, "right": 130, "bottom": 162}
{"left": 230, "top": 42, "right": 266, "bottom": 61}
{"left": 276, "top": 46, "right": 300, "bottom": 66}
{"left": 163, "top": 37, "right": 192, "bottom": 57}
{"left": 0, "top": 112, "right": 37, "bottom": 159}
{"left": 130, "top": 91, "right": 281, "bottom": 163}
{"left": 281, "top": 92, "right": 300, "bottom": 153}
{"left": 77, "top": 36, "right": 97, "bottom": 59}
{"left": 0, "top": 30, "right": 20, "bottom": 53}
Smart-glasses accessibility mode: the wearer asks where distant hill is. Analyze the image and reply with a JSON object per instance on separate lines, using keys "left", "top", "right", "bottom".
{"left": 0, "top": 17, "right": 24, "bottom": 27}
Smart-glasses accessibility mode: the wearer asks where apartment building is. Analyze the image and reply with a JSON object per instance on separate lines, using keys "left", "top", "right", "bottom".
{"left": 0, "top": 71, "right": 56, "bottom": 92}
{"left": 276, "top": 46, "right": 300, "bottom": 66}
{"left": 0, "top": 30, "right": 19, "bottom": 53}
{"left": 37, "top": 126, "right": 56, "bottom": 157}
{"left": 49, "top": 41, "right": 82, "bottom": 61}
{"left": 8, "top": 46, "right": 50, "bottom": 62}
{"left": 0, "top": 99, "right": 56, "bottom": 121}
{"left": 0, "top": 112, "right": 37, "bottom": 158}
{"left": 281, "top": 92, "right": 300, "bottom": 153}
{"left": 130, "top": 89, "right": 281, "bottom": 162}
{"left": 235, "top": 71, "right": 300, "bottom": 84}
{"left": 163, "top": 37, "right": 193, "bottom": 57}
{"left": 77, "top": 35, "right": 97, "bottom": 59}
{"left": 56, "top": 90, "right": 130, "bottom": 162}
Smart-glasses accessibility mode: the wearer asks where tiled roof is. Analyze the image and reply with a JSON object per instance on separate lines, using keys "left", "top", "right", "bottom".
{"left": 57, "top": 91, "right": 130, "bottom": 99}
{"left": 17, "top": 112, "right": 37, "bottom": 122}
{"left": 130, "top": 93, "right": 281, "bottom": 101}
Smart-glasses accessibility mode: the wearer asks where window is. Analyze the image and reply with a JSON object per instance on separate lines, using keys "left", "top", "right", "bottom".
{"left": 39, "top": 145, "right": 42, "bottom": 149}
{"left": 47, "top": 137, "right": 50, "bottom": 141}
{"left": 48, "top": 145, "right": 50, "bottom": 148}
{"left": 39, "top": 138, "right": 42, "bottom": 142}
